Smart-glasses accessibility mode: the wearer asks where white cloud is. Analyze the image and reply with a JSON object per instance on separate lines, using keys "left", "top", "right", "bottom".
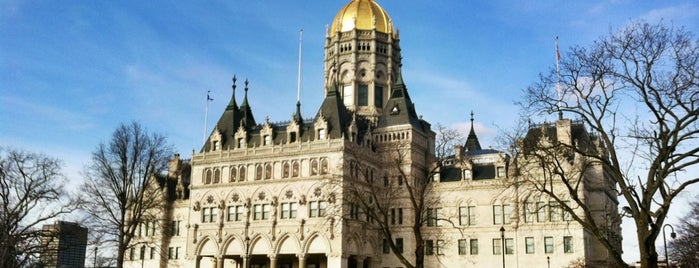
{"left": 640, "top": 4, "right": 699, "bottom": 23}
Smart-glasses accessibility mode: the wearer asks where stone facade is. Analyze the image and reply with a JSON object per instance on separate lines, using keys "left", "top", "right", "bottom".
{"left": 124, "top": 1, "right": 621, "bottom": 267}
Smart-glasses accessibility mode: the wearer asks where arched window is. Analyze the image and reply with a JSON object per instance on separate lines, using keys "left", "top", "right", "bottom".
{"left": 282, "top": 162, "right": 290, "bottom": 178}
{"left": 310, "top": 159, "right": 319, "bottom": 176}
{"left": 239, "top": 166, "right": 246, "bottom": 181}
{"left": 256, "top": 165, "right": 263, "bottom": 180}
{"left": 320, "top": 158, "right": 328, "bottom": 175}
{"left": 292, "top": 161, "right": 300, "bottom": 177}
{"left": 230, "top": 167, "right": 237, "bottom": 182}
{"left": 214, "top": 169, "right": 221, "bottom": 183}
{"left": 264, "top": 164, "right": 272, "bottom": 180}
{"left": 204, "top": 169, "right": 212, "bottom": 184}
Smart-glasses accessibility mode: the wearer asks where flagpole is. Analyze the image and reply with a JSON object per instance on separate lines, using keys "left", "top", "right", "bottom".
{"left": 297, "top": 29, "right": 303, "bottom": 102}
{"left": 555, "top": 36, "right": 562, "bottom": 120}
{"left": 204, "top": 90, "right": 213, "bottom": 143}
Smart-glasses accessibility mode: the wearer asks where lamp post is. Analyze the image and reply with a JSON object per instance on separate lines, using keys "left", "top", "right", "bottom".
{"left": 500, "top": 226, "right": 505, "bottom": 268}
{"left": 547, "top": 256, "right": 550, "bottom": 268}
{"left": 663, "top": 224, "right": 676, "bottom": 267}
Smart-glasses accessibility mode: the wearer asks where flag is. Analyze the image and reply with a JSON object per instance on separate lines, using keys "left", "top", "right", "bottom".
{"left": 207, "top": 90, "right": 213, "bottom": 101}
{"left": 556, "top": 36, "right": 561, "bottom": 63}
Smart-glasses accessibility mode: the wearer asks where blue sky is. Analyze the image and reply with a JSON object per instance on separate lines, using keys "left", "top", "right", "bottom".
{"left": 2, "top": 0, "right": 698, "bottom": 262}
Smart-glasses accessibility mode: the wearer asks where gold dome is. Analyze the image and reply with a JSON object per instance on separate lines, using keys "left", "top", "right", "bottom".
{"left": 330, "top": 0, "right": 394, "bottom": 37}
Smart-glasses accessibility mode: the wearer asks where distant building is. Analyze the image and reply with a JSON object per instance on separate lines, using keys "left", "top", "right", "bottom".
{"left": 124, "top": 0, "right": 621, "bottom": 267}
{"left": 40, "top": 221, "right": 88, "bottom": 268}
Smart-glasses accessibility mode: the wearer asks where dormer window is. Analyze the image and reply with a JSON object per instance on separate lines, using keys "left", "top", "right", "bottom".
{"left": 463, "top": 169, "right": 472, "bottom": 180}
{"left": 289, "top": 132, "right": 297, "bottom": 143}
{"left": 238, "top": 138, "right": 245, "bottom": 148}
{"left": 213, "top": 141, "right": 220, "bottom": 151}
{"left": 318, "top": 129, "right": 326, "bottom": 140}
{"left": 497, "top": 167, "right": 505, "bottom": 178}
{"left": 264, "top": 135, "right": 271, "bottom": 145}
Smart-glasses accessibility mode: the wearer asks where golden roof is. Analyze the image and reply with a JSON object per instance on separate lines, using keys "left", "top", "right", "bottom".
{"left": 330, "top": 0, "right": 394, "bottom": 37}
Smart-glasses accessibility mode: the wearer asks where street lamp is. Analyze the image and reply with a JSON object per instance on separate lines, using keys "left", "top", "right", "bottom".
{"left": 547, "top": 256, "right": 550, "bottom": 268}
{"left": 500, "top": 226, "right": 505, "bottom": 268}
{"left": 663, "top": 224, "right": 676, "bottom": 267}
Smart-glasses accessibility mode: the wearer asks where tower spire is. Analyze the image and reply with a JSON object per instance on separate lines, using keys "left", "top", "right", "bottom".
{"left": 227, "top": 75, "right": 239, "bottom": 110}
{"left": 465, "top": 110, "right": 482, "bottom": 151}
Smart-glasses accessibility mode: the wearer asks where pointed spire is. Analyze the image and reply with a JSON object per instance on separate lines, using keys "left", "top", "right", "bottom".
{"left": 241, "top": 78, "right": 250, "bottom": 107}
{"left": 226, "top": 75, "right": 239, "bottom": 110}
{"left": 239, "top": 78, "right": 256, "bottom": 127}
{"left": 293, "top": 100, "right": 303, "bottom": 123}
{"left": 465, "top": 110, "right": 482, "bottom": 151}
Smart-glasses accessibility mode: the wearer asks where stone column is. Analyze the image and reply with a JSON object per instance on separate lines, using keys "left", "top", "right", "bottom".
{"left": 297, "top": 254, "right": 306, "bottom": 268}
{"left": 215, "top": 256, "right": 224, "bottom": 268}
{"left": 242, "top": 255, "right": 249, "bottom": 268}
{"left": 355, "top": 256, "right": 366, "bottom": 268}
{"left": 268, "top": 255, "right": 277, "bottom": 268}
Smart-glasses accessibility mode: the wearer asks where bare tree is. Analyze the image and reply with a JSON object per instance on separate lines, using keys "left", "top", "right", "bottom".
{"left": 336, "top": 125, "right": 459, "bottom": 268}
{"left": 0, "top": 147, "right": 74, "bottom": 267}
{"left": 520, "top": 21, "right": 699, "bottom": 268}
{"left": 80, "top": 122, "right": 172, "bottom": 268}
{"left": 668, "top": 197, "right": 699, "bottom": 268}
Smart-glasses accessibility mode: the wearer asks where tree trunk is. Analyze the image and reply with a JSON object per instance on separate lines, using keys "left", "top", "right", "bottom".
{"left": 116, "top": 241, "right": 125, "bottom": 268}
{"left": 638, "top": 221, "right": 659, "bottom": 268}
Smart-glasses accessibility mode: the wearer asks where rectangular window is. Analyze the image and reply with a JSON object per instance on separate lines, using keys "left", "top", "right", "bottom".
{"left": 493, "top": 205, "right": 502, "bottom": 225}
{"left": 171, "top": 220, "right": 180, "bottom": 236}
{"left": 524, "top": 202, "right": 535, "bottom": 223}
{"left": 374, "top": 86, "right": 383, "bottom": 108}
{"left": 383, "top": 239, "right": 390, "bottom": 254}
{"left": 562, "top": 201, "right": 572, "bottom": 221}
{"left": 436, "top": 240, "right": 445, "bottom": 255}
{"left": 537, "top": 202, "right": 546, "bottom": 222}
{"left": 525, "top": 237, "right": 535, "bottom": 254}
{"left": 391, "top": 208, "right": 396, "bottom": 225}
{"left": 398, "top": 208, "right": 403, "bottom": 225}
{"left": 460, "top": 206, "right": 476, "bottom": 226}
{"left": 309, "top": 201, "right": 326, "bottom": 218}
{"left": 262, "top": 204, "right": 270, "bottom": 220}
{"left": 264, "top": 135, "right": 271, "bottom": 145}
{"left": 505, "top": 238, "right": 514, "bottom": 254}
{"left": 427, "top": 208, "right": 442, "bottom": 227}
{"left": 150, "top": 247, "right": 156, "bottom": 259}
{"left": 503, "top": 205, "right": 512, "bottom": 224}
{"left": 459, "top": 207, "right": 468, "bottom": 226}
{"left": 497, "top": 166, "right": 505, "bottom": 177}
{"left": 167, "top": 247, "right": 174, "bottom": 260}
{"left": 343, "top": 85, "right": 354, "bottom": 107}
{"left": 318, "top": 129, "right": 326, "bottom": 140}
{"left": 458, "top": 239, "right": 467, "bottom": 255}
{"left": 254, "top": 204, "right": 262, "bottom": 220}
{"left": 425, "top": 240, "right": 434, "bottom": 255}
{"left": 396, "top": 238, "right": 404, "bottom": 253}
{"left": 175, "top": 247, "right": 180, "bottom": 259}
{"left": 544, "top": 236, "right": 554, "bottom": 253}
{"left": 358, "top": 84, "right": 368, "bottom": 106}
{"left": 492, "top": 238, "right": 502, "bottom": 255}
{"left": 549, "top": 201, "right": 560, "bottom": 222}
{"left": 470, "top": 239, "right": 479, "bottom": 255}
{"left": 281, "top": 202, "right": 298, "bottom": 219}
{"left": 202, "top": 207, "right": 217, "bottom": 223}
{"left": 564, "top": 236, "right": 574, "bottom": 253}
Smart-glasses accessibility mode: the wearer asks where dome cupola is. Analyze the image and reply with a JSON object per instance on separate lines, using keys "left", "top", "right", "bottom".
{"left": 330, "top": 0, "right": 394, "bottom": 37}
